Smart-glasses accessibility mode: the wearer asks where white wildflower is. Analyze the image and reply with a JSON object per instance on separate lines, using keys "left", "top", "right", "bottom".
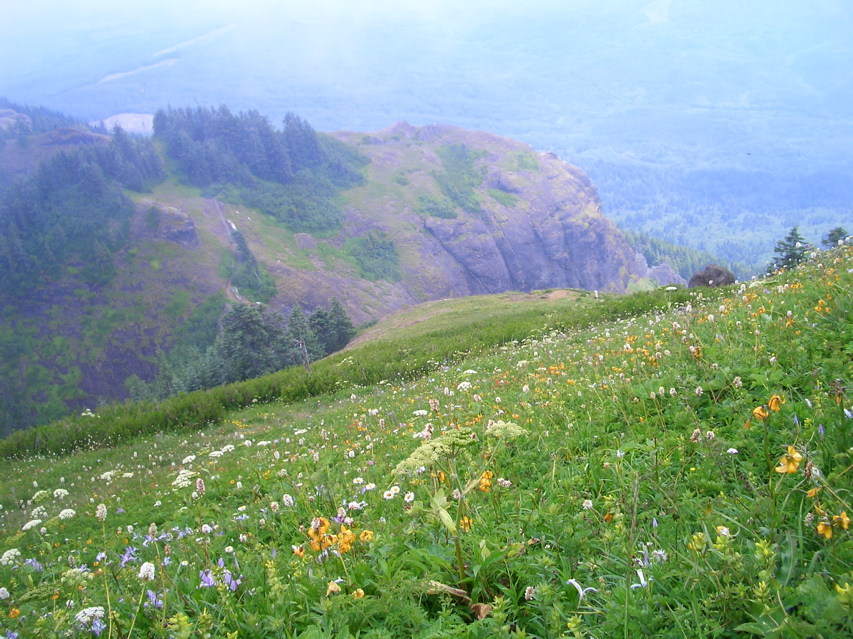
{"left": 138, "top": 561, "right": 156, "bottom": 581}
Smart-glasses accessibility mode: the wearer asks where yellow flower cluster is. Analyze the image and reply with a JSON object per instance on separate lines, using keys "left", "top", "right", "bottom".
{"left": 299, "top": 516, "right": 374, "bottom": 555}
{"left": 479, "top": 470, "right": 494, "bottom": 492}
{"left": 816, "top": 510, "right": 850, "bottom": 540}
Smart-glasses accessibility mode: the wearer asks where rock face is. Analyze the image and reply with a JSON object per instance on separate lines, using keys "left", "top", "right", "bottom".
{"left": 158, "top": 209, "right": 200, "bottom": 249}
{"left": 274, "top": 122, "right": 645, "bottom": 323}
{"left": 688, "top": 264, "right": 736, "bottom": 288}
{"left": 631, "top": 252, "right": 687, "bottom": 287}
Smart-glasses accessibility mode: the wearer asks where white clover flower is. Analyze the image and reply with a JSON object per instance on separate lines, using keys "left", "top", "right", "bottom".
{"left": 201, "top": 524, "right": 213, "bottom": 535}
{"left": 282, "top": 494, "right": 295, "bottom": 507}
{"left": 59, "top": 509, "right": 76, "bottom": 520}
{"left": 138, "top": 562, "right": 156, "bottom": 581}
{"left": 726, "top": 448, "right": 739, "bottom": 455}
{"left": 0, "top": 587, "right": 9, "bottom": 599}
{"left": 582, "top": 499, "right": 594, "bottom": 510}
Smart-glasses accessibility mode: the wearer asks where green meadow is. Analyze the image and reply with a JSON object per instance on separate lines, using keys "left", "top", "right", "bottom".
{"left": 1, "top": 247, "right": 852, "bottom": 638}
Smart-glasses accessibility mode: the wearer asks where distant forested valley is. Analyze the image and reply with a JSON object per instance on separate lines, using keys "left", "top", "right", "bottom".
{"left": 586, "top": 160, "right": 853, "bottom": 275}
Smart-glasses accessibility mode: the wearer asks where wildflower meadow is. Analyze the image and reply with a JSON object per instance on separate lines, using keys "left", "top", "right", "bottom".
{"left": 1, "top": 246, "right": 852, "bottom": 638}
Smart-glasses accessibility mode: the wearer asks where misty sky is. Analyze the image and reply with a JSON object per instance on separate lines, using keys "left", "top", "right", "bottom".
{"left": 2, "top": 0, "right": 852, "bottom": 171}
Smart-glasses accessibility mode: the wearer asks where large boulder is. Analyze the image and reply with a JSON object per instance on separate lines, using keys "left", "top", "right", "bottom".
{"left": 688, "top": 264, "right": 735, "bottom": 288}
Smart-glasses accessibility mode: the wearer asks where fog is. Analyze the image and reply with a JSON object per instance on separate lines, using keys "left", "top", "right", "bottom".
{"left": 3, "top": 0, "right": 852, "bottom": 262}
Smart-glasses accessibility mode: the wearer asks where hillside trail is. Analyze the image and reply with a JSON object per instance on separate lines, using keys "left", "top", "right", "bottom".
{"left": 205, "top": 198, "right": 240, "bottom": 303}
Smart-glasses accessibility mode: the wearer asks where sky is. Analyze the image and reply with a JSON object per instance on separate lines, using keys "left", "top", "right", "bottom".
{"left": 2, "top": 1, "right": 851, "bottom": 170}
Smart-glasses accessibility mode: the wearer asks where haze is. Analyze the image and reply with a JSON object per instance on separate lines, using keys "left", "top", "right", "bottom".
{"left": 3, "top": 0, "right": 852, "bottom": 266}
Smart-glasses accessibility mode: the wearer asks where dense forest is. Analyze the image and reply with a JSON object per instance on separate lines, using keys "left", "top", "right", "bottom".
{"left": 127, "top": 298, "right": 356, "bottom": 401}
{"left": 0, "top": 97, "right": 92, "bottom": 138}
{"left": 153, "top": 106, "right": 368, "bottom": 233}
{"left": 621, "top": 228, "right": 730, "bottom": 281}
{"left": 0, "top": 129, "right": 164, "bottom": 295}
{"left": 587, "top": 160, "right": 853, "bottom": 273}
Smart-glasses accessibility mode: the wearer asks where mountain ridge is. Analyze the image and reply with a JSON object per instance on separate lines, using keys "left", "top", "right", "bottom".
{"left": 0, "top": 109, "right": 676, "bottom": 433}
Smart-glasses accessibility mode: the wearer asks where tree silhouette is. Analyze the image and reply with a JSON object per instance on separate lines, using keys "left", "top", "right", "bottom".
{"left": 768, "top": 226, "right": 811, "bottom": 273}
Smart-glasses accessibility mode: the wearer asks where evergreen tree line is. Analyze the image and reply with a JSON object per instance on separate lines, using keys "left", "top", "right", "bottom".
{"left": 0, "top": 97, "right": 88, "bottom": 139}
{"left": 152, "top": 105, "right": 368, "bottom": 233}
{"left": 228, "top": 230, "right": 278, "bottom": 302}
{"left": 0, "top": 130, "right": 164, "bottom": 293}
{"left": 621, "top": 228, "right": 731, "bottom": 281}
{"left": 767, "top": 225, "right": 849, "bottom": 273}
{"left": 126, "top": 299, "right": 356, "bottom": 401}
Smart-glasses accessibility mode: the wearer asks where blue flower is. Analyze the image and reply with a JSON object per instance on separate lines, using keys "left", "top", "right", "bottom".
{"left": 199, "top": 569, "right": 216, "bottom": 588}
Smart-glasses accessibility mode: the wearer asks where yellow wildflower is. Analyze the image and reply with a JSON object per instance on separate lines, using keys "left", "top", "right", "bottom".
{"left": 817, "top": 521, "right": 833, "bottom": 539}
{"left": 479, "top": 470, "right": 494, "bottom": 492}
{"left": 752, "top": 406, "right": 770, "bottom": 422}
{"left": 806, "top": 487, "right": 821, "bottom": 498}
{"left": 353, "top": 588, "right": 365, "bottom": 599}
{"left": 833, "top": 511, "right": 850, "bottom": 530}
{"left": 768, "top": 395, "right": 785, "bottom": 412}
{"left": 326, "top": 581, "right": 341, "bottom": 596}
{"left": 359, "top": 530, "right": 374, "bottom": 543}
{"left": 775, "top": 446, "right": 803, "bottom": 474}
{"left": 459, "top": 516, "right": 473, "bottom": 533}
{"left": 308, "top": 517, "right": 331, "bottom": 541}
{"left": 338, "top": 525, "right": 356, "bottom": 553}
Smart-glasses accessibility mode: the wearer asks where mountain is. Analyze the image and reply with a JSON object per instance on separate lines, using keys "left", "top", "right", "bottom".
{"left": 0, "top": 106, "right": 672, "bottom": 434}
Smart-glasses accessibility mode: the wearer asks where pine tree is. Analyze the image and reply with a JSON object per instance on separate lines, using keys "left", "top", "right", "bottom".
{"left": 213, "top": 304, "right": 290, "bottom": 383}
{"left": 768, "top": 226, "right": 811, "bottom": 273}
{"left": 822, "top": 227, "right": 848, "bottom": 248}
{"left": 287, "top": 304, "right": 324, "bottom": 371}
{"left": 328, "top": 298, "right": 356, "bottom": 352}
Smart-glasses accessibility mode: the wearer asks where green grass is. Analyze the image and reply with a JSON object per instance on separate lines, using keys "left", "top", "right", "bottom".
{"left": 1, "top": 246, "right": 851, "bottom": 638}
{"left": 487, "top": 188, "right": 519, "bottom": 208}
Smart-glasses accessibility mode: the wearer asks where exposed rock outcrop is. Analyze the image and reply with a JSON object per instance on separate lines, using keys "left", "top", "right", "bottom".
{"left": 285, "top": 122, "right": 648, "bottom": 322}
{"left": 689, "top": 264, "right": 736, "bottom": 288}
{"left": 631, "top": 252, "right": 687, "bottom": 287}
{"left": 158, "top": 209, "right": 200, "bottom": 249}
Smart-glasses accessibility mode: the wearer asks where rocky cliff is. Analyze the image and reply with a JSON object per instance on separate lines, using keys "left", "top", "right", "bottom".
{"left": 259, "top": 122, "right": 645, "bottom": 323}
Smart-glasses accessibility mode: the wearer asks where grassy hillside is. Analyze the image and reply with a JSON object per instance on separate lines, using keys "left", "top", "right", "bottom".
{"left": 0, "top": 246, "right": 851, "bottom": 637}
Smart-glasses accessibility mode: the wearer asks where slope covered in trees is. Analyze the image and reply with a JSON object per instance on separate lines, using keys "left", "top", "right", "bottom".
{"left": 0, "top": 130, "right": 164, "bottom": 295}
{"left": 127, "top": 299, "right": 356, "bottom": 402}
{"left": 153, "top": 106, "right": 368, "bottom": 233}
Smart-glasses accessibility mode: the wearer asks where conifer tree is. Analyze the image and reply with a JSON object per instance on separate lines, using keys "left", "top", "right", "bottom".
{"left": 822, "top": 227, "right": 848, "bottom": 248}
{"left": 768, "top": 226, "right": 811, "bottom": 273}
{"left": 287, "top": 304, "right": 324, "bottom": 371}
